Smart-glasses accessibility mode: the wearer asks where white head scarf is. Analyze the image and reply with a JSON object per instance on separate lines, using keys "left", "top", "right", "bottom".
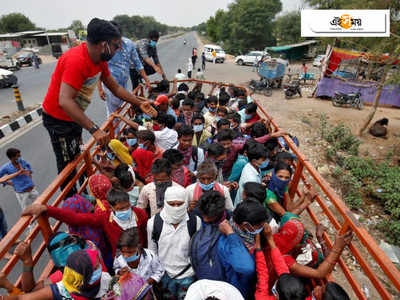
{"left": 160, "top": 186, "right": 188, "bottom": 224}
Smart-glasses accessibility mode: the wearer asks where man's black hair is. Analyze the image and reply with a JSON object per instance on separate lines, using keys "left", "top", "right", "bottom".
{"left": 148, "top": 30, "right": 160, "bottom": 40}
{"left": 175, "top": 93, "right": 186, "bottom": 101}
{"left": 151, "top": 158, "right": 172, "bottom": 176}
{"left": 192, "top": 113, "right": 205, "bottom": 124}
{"left": 187, "top": 91, "right": 196, "bottom": 100}
{"left": 87, "top": 18, "right": 121, "bottom": 44}
{"left": 157, "top": 80, "right": 170, "bottom": 93}
{"left": 276, "top": 151, "right": 295, "bottom": 164}
{"left": 219, "top": 94, "right": 230, "bottom": 107}
{"left": 216, "top": 119, "right": 230, "bottom": 130}
{"left": 216, "top": 128, "right": 234, "bottom": 142}
{"left": 177, "top": 69, "right": 182, "bottom": 73}
{"left": 207, "top": 96, "right": 218, "bottom": 105}
{"left": 233, "top": 199, "right": 269, "bottom": 226}
{"left": 228, "top": 112, "right": 241, "bottom": 125}
{"left": 251, "top": 122, "right": 267, "bottom": 138}
{"left": 178, "top": 83, "right": 189, "bottom": 92}
{"left": 246, "top": 103, "right": 258, "bottom": 114}
{"left": 323, "top": 282, "right": 350, "bottom": 300}
{"left": 165, "top": 114, "right": 176, "bottom": 129}
{"left": 247, "top": 143, "right": 267, "bottom": 161}
{"left": 217, "top": 107, "right": 228, "bottom": 115}
{"left": 274, "top": 161, "right": 293, "bottom": 176}
{"left": 177, "top": 124, "right": 194, "bottom": 138}
{"left": 162, "top": 149, "right": 184, "bottom": 165}
{"left": 155, "top": 111, "right": 168, "bottom": 126}
{"left": 195, "top": 92, "right": 205, "bottom": 101}
{"left": 182, "top": 98, "right": 194, "bottom": 108}
{"left": 197, "top": 68, "right": 201, "bottom": 72}
{"left": 198, "top": 191, "right": 225, "bottom": 219}
{"left": 124, "top": 127, "right": 137, "bottom": 136}
{"left": 276, "top": 273, "right": 308, "bottom": 300}
{"left": 264, "top": 137, "right": 279, "bottom": 152}
{"left": 171, "top": 98, "right": 180, "bottom": 109}
{"left": 238, "top": 99, "right": 248, "bottom": 110}
{"left": 107, "top": 188, "right": 130, "bottom": 207}
{"left": 114, "top": 163, "right": 134, "bottom": 189}
{"left": 137, "top": 130, "right": 155, "bottom": 144}
{"left": 118, "top": 228, "right": 140, "bottom": 249}
{"left": 243, "top": 182, "right": 266, "bottom": 203}
{"left": 6, "top": 148, "right": 20, "bottom": 159}
{"left": 110, "top": 21, "right": 123, "bottom": 35}
{"left": 207, "top": 143, "right": 225, "bottom": 158}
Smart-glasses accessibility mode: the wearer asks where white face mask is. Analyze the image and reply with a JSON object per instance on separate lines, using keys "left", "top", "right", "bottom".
{"left": 162, "top": 201, "right": 187, "bottom": 224}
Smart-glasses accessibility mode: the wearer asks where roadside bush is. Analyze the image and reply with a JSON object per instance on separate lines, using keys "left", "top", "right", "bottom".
{"left": 377, "top": 220, "right": 400, "bottom": 246}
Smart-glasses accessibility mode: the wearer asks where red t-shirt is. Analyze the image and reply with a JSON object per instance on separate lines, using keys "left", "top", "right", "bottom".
{"left": 42, "top": 43, "right": 110, "bottom": 121}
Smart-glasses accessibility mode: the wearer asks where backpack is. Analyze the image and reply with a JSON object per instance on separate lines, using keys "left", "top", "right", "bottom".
{"left": 189, "top": 223, "right": 226, "bottom": 281}
{"left": 151, "top": 212, "right": 197, "bottom": 245}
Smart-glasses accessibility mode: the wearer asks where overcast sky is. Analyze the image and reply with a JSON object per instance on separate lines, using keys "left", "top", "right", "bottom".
{"left": 0, "top": 0, "right": 301, "bottom": 29}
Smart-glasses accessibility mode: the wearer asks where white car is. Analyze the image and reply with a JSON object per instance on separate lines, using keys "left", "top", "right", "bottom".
{"left": 0, "top": 68, "right": 18, "bottom": 88}
{"left": 235, "top": 51, "right": 269, "bottom": 66}
{"left": 204, "top": 44, "right": 226, "bottom": 63}
{"left": 313, "top": 55, "right": 325, "bottom": 67}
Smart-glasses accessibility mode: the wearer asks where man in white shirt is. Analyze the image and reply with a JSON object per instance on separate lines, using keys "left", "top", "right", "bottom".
{"left": 175, "top": 69, "right": 186, "bottom": 89}
{"left": 153, "top": 112, "right": 178, "bottom": 150}
{"left": 186, "top": 160, "right": 233, "bottom": 212}
{"left": 185, "top": 279, "right": 244, "bottom": 300}
{"left": 235, "top": 143, "right": 268, "bottom": 206}
{"left": 147, "top": 185, "right": 201, "bottom": 300}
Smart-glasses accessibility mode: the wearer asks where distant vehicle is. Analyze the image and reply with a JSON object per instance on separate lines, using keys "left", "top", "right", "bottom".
{"left": 235, "top": 51, "right": 269, "bottom": 66}
{"left": 204, "top": 44, "right": 226, "bottom": 63}
{"left": 0, "top": 68, "right": 18, "bottom": 88}
{"left": 313, "top": 55, "right": 325, "bottom": 67}
{"left": 51, "top": 44, "right": 63, "bottom": 59}
{"left": 284, "top": 80, "right": 302, "bottom": 99}
{"left": 0, "top": 56, "right": 21, "bottom": 71}
{"left": 16, "top": 52, "right": 42, "bottom": 67}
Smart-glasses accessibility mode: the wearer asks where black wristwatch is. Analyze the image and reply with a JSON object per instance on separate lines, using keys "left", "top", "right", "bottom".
{"left": 89, "top": 124, "right": 100, "bottom": 135}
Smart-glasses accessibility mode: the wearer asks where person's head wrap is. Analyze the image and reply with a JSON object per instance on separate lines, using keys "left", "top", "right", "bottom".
{"left": 87, "top": 18, "right": 121, "bottom": 44}
{"left": 160, "top": 186, "right": 188, "bottom": 224}
{"left": 48, "top": 232, "right": 87, "bottom": 268}
{"left": 109, "top": 139, "right": 133, "bottom": 166}
{"left": 108, "top": 272, "right": 151, "bottom": 300}
{"left": 89, "top": 174, "right": 112, "bottom": 201}
{"left": 62, "top": 249, "right": 101, "bottom": 299}
{"left": 273, "top": 214, "right": 306, "bottom": 254}
{"left": 268, "top": 171, "right": 290, "bottom": 200}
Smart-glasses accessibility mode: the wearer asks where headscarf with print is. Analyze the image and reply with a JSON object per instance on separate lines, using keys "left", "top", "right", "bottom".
{"left": 88, "top": 174, "right": 112, "bottom": 212}
{"left": 105, "top": 272, "right": 151, "bottom": 300}
{"left": 109, "top": 139, "right": 133, "bottom": 166}
{"left": 62, "top": 249, "right": 102, "bottom": 300}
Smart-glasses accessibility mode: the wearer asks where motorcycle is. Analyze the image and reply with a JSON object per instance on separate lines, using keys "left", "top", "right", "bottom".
{"left": 249, "top": 78, "right": 272, "bottom": 96}
{"left": 332, "top": 91, "right": 363, "bottom": 110}
{"left": 284, "top": 80, "right": 302, "bottom": 99}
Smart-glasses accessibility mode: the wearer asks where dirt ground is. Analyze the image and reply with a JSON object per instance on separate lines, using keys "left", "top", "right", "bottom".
{"left": 195, "top": 34, "right": 400, "bottom": 298}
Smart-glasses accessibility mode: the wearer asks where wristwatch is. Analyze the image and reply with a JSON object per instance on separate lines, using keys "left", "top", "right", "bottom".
{"left": 89, "top": 124, "right": 100, "bottom": 135}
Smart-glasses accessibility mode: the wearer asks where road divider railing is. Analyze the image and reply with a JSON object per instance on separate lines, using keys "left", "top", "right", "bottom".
{"left": 0, "top": 79, "right": 398, "bottom": 299}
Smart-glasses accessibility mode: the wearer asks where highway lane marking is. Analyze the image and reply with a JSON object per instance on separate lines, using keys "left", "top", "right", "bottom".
{"left": 0, "top": 117, "right": 43, "bottom": 148}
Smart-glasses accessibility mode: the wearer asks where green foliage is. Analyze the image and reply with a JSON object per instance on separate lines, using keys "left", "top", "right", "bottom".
{"left": 112, "top": 14, "right": 177, "bottom": 40}
{"left": 69, "top": 20, "right": 84, "bottom": 36}
{"left": 273, "top": 12, "right": 303, "bottom": 45}
{"left": 0, "top": 13, "right": 36, "bottom": 33}
{"left": 332, "top": 168, "right": 363, "bottom": 209}
{"left": 377, "top": 220, "right": 400, "bottom": 246}
{"left": 205, "top": 0, "right": 282, "bottom": 55}
{"left": 342, "top": 156, "right": 377, "bottom": 182}
{"left": 323, "top": 122, "right": 361, "bottom": 155}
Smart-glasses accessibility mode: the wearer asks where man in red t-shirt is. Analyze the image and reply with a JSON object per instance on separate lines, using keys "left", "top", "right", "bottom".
{"left": 42, "top": 18, "right": 154, "bottom": 195}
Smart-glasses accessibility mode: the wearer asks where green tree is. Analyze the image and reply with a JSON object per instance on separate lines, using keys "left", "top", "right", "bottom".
{"left": 0, "top": 13, "right": 36, "bottom": 33}
{"left": 274, "top": 11, "right": 303, "bottom": 45}
{"left": 69, "top": 20, "right": 85, "bottom": 36}
{"left": 205, "top": 0, "right": 282, "bottom": 55}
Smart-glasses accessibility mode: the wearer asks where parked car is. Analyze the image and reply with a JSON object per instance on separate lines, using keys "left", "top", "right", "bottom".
{"left": 235, "top": 51, "right": 269, "bottom": 66}
{"left": 0, "top": 56, "right": 21, "bottom": 71}
{"left": 16, "top": 52, "right": 42, "bottom": 66}
{"left": 204, "top": 44, "right": 226, "bottom": 63}
{"left": 313, "top": 55, "right": 325, "bottom": 67}
{"left": 0, "top": 68, "right": 18, "bottom": 88}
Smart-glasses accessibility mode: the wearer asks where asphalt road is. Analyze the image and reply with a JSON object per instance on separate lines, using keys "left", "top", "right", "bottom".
{"left": 0, "top": 32, "right": 199, "bottom": 281}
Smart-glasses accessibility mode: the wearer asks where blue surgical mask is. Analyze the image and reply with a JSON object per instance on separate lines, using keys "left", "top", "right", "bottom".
{"left": 149, "top": 40, "right": 157, "bottom": 47}
{"left": 247, "top": 226, "right": 264, "bottom": 235}
{"left": 245, "top": 114, "right": 252, "bottom": 120}
{"left": 193, "top": 124, "right": 204, "bottom": 133}
{"left": 125, "top": 251, "right": 140, "bottom": 263}
{"left": 208, "top": 107, "right": 217, "bottom": 113}
{"left": 17, "top": 157, "right": 23, "bottom": 163}
{"left": 138, "top": 143, "right": 147, "bottom": 150}
{"left": 89, "top": 267, "right": 102, "bottom": 285}
{"left": 199, "top": 182, "right": 214, "bottom": 191}
{"left": 259, "top": 160, "right": 269, "bottom": 169}
{"left": 106, "top": 152, "right": 116, "bottom": 160}
{"left": 115, "top": 208, "right": 132, "bottom": 221}
{"left": 216, "top": 117, "right": 221, "bottom": 122}
{"left": 127, "top": 138, "right": 137, "bottom": 147}
{"left": 128, "top": 187, "right": 140, "bottom": 207}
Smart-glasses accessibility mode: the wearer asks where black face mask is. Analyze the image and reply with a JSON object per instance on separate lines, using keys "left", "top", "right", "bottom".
{"left": 100, "top": 44, "right": 113, "bottom": 61}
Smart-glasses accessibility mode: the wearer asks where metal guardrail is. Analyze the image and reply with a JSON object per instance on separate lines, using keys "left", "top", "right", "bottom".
{"left": 0, "top": 80, "right": 398, "bottom": 299}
